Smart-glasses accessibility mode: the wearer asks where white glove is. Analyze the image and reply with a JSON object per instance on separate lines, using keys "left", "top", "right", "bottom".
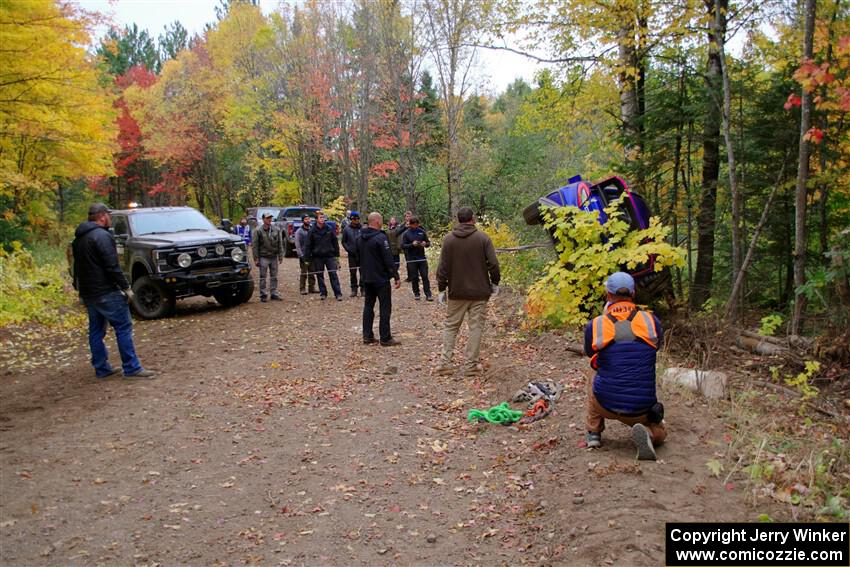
{"left": 490, "top": 284, "right": 500, "bottom": 297}
{"left": 438, "top": 291, "right": 446, "bottom": 305}
{"left": 123, "top": 289, "right": 135, "bottom": 303}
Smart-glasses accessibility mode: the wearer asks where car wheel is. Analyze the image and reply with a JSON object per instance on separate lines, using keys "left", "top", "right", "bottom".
{"left": 284, "top": 241, "right": 296, "bottom": 258}
{"left": 522, "top": 200, "right": 543, "bottom": 226}
{"left": 635, "top": 268, "right": 673, "bottom": 304}
{"left": 213, "top": 279, "right": 255, "bottom": 307}
{"left": 131, "top": 275, "right": 176, "bottom": 319}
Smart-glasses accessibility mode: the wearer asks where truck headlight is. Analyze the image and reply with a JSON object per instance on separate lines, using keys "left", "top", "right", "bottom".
{"left": 177, "top": 252, "right": 192, "bottom": 268}
{"left": 231, "top": 247, "right": 245, "bottom": 262}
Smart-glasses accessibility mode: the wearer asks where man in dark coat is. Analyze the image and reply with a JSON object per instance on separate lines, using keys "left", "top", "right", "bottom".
{"left": 400, "top": 217, "right": 432, "bottom": 301}
{"left": 356, "top": 212, "right": 401, "bottom": 346}
{"left": 304, "top": 212, "right": 343, "bottom": 301}
{"left": 341, "top": 211, "right": 364, "bottom": 297}
{"left": 72, "top": 203, "right": 155, "bottom": 380}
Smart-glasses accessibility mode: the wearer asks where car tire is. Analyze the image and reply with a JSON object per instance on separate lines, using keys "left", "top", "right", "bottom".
{"left": 522, "top": 200, "right": 543, "bottom": 226}
{"left": 635, "top": 268, "right": 673, "bottom": 304}
{"left": 213, "top": 279, "right": 255, "bottom": 307}
{"left": 283, "top": 240, "right": 296, "bottom": 258}
{"left": 131, "top": 275, "right": 176, "bottom": 319}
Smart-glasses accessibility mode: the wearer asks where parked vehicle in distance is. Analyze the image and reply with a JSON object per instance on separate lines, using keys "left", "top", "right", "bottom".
{"left": 246, "top": 204, "right": 340, "bottom": 256}
{"left": 245, "top": 206, "right": 285, "bottom": 229}
{"left": 276, "top": 205, "right": 321, "bottom": 257}
{"left": 71, "top": 207, "right": 254, "bottom": 319}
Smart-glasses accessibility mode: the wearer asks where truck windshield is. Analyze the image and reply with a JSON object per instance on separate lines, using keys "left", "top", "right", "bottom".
{"left": 282, "top": 208, "right": 319, "bottom": 220}
{"left": 130, "top": 210, "right": 216, "bottom": 235}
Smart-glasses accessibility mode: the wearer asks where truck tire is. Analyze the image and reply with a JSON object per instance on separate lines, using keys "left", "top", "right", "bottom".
{"left": 213, "top": 279, "right": 255, "bottom": 307}
{"left": 284, "top": 240, "right": 296, "bottom": 258}
{"left": 131, "top": 276, "right": 176, "bottom": 319}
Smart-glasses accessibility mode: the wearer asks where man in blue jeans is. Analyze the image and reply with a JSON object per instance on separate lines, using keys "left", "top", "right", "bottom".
{"left": 72, "top": 204, "right": 155, "bottom": 380}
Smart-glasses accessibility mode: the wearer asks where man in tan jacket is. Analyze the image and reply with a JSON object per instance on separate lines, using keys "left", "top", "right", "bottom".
{"left": 436, "top": 207, "right": 501, "bottom": 377}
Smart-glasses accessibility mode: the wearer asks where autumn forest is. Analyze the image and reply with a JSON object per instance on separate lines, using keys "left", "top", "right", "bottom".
{"left": 1, "top": 0, "right": 849, "bottom": 333}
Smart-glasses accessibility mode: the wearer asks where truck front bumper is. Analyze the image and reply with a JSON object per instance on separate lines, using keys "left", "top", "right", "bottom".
{"left": 155, "top": 265, "right": 252, "bottom": 297}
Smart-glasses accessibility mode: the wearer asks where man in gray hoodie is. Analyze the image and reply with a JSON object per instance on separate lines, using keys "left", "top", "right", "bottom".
{"left": 436, "top": 207, "right": 500, "bottom": 377}
{"left": 294, "top": 215, "right": 318, "bottom": 295}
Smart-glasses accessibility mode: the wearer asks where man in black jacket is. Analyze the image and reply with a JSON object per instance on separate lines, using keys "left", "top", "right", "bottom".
{"left": 72, "top": 203, "right": 155, "bottom": 380}
{"left": 341, "top": 211, "right": 364, "bottom": 298}
{"left": 400, "top": 217, "right": 432, "bottom": 301}
{"left": 356, "top": 212, "right": 401, "bottom": 346}
{"left": 304, "top": 212, "right": 343, "bottom": 301}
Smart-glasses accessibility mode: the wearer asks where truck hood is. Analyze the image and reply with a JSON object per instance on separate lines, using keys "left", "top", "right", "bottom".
{"left": 132, "top": 229, "right": 242, "bottom": 247}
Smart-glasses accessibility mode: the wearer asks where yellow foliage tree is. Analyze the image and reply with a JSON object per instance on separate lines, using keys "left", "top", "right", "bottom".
{"left": 526, "top": 200, "right": 685, "bottom": 328}
{"left": 0, "top": 1, "right": 116, "bottom": 223}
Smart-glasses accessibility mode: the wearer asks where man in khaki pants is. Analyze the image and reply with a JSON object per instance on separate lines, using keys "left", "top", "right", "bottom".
{"left": 436, "top": 207, "right": 501, "bottom": 377}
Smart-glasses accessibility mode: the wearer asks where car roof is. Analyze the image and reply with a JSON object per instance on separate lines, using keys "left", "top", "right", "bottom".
{"left": 111, "top": 206, "right": 198, "bottom": 215}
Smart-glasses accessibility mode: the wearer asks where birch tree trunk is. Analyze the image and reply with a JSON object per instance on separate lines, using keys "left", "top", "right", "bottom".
{"left": 715, "top": 0, "right": 742, "bottom": 318}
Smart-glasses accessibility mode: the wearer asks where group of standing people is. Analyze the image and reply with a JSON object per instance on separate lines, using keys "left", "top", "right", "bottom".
{"left": 253, "top": 210, "right": 343, "bottom": 301}
{"left": 249, "top": 205, "right": 502, "bottom": 373}
{"left": 73, "top": 202, "right": 666, "bottom": 461}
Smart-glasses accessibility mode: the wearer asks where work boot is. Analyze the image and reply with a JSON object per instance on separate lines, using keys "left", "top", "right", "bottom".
{"left": 124, "top": 369, "right": 157, "bottom": 380}
{"left": 632, "top": 424, "right": 657, "bottom": 460}
{"left": 380, "top": 339, "right": 401, "bottom": 347}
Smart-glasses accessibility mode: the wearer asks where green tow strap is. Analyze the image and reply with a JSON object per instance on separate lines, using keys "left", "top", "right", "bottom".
{"left": 467, "top": 402, "right": 524, "bottom": 425}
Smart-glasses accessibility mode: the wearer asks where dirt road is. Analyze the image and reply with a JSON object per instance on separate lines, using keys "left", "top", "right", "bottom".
{"left": 1, "top": 258, "right": 756, "bottom": 566}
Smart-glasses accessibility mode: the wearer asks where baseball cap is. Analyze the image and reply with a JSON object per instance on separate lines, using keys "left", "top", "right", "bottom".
{"left": 88, "top": 203, "right": 110, "bottom": 216}
{"left": 262, "top": 212, "right": 274, "bottom": 219}
{"left": 605, "top": 272, "right": 635, "bottom": 295}
{"left": 350, "top": 211, "right": 360, "bottom": 219}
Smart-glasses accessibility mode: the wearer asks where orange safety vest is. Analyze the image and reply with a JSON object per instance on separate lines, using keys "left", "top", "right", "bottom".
{"left": 589, "top": 302, "right": 659, "bottom": 367}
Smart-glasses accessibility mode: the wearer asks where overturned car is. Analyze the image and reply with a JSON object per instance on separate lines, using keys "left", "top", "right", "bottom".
{"left": 523, "top": 174, "right": 672, "bottom": 302}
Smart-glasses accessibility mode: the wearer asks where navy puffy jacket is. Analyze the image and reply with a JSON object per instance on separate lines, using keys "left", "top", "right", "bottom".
{"left": 584, "top": 309, "right": 663, "bottom": 414}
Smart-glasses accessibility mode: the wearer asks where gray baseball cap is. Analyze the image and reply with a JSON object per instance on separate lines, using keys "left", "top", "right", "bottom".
{"left": 88, "top": 203, "right": 110, "bottom": 217}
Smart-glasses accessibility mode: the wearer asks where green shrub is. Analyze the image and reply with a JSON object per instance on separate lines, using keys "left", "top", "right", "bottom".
{"left": 0, "top": 242, "right": 83, "bottom": 328}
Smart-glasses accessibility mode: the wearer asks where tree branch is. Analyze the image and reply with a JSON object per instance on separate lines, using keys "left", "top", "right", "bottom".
{"left": 458, "top": 43, "right": 599, "bottom": 64}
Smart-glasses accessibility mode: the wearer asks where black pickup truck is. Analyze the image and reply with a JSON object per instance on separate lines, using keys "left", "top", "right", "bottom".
{"left": 102, "top": 207, "right": 254, "bottom": 318}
